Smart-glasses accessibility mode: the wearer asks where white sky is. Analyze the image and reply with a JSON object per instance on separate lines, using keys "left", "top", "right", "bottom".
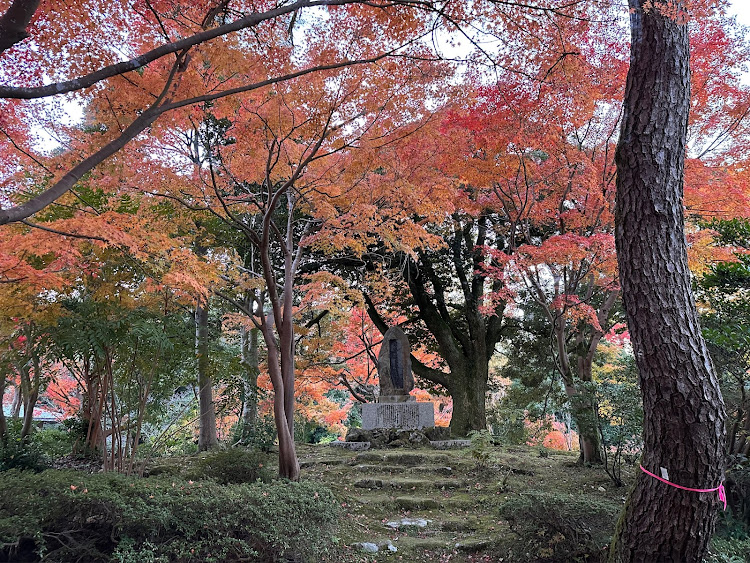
{"left": 728, "top": 1, "right": 750, "bottom": 26}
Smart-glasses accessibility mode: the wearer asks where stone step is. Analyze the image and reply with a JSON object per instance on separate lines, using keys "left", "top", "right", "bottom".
{"left": 350, "top": 534, "right": 496, "bottom": 555}
{"left": 351, "top": 540, "right": 398, "bottom": 554}
{"left": 299, "top": 458, "right": 346, "bottom": 468}
{"left": 394, "top": 496, "right": 442, "bottom": 510}
{"left": 454, "top": 537, "right": 495, "bottom": 553}
{"left": 329, "top": 441, "right": 370, "bottom": 451}
{"left": 355, "top": 452, "right": 453, "bottom": 466}
{"left": 384, "top": 517, "right": 432, "bottom": 530}
{"left": 352, "top": 463, "right": 454, "bottom": 476}
{"left": 439, "top": 518, "right": 479, "bottom": 532}
{"left": 391, "top": 536, "right": 454, "bottom": 551}
{"left": 430, "top": 439, "right": 472, "bottom": 449}
{"left": 352, "top": 477, "right": 468, "bottom": 491}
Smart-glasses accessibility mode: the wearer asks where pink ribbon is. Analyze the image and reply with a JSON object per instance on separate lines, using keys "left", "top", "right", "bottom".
{"left": 640, "top": 465, "right": 727, "bottom": 511}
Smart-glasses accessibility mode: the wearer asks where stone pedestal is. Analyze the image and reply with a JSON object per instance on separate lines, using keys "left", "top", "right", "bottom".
{"left": 361, "top": 402, "right": 434, "bottom": 430}
{"left": 377, "top": 394, "right": 415, "bottom": 403}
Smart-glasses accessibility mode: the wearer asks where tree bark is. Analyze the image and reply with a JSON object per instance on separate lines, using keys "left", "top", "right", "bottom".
{"left": 0, "top": 0, "right": 40, "bottom": 54}
{"left": 196, "top": 299, "right": 218, "bottom": 451}
{"left": 0, "top": 371, "right": 7, "bottom": 443}
{"left": 609, "top": 2, "right": 726, "bottom": 561}
{"left": 239, "top": 324, "right": 260, "bottom": 442}
{"left": 447, "top": 363, "right": 488, "bottom": 437}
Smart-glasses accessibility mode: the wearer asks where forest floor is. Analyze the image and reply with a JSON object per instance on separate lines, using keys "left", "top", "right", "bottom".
{"left": 296, "top": 442, "right": 633, "bottom": 563}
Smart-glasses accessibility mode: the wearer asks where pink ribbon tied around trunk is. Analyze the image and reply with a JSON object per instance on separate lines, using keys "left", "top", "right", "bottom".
{"left": 640, "top": 465, "right": 726, "bottom": 511}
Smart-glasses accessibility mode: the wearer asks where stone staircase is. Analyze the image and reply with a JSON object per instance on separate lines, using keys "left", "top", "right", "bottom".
{"left": 298, "top": 446, "right": 514, "bottom": 561}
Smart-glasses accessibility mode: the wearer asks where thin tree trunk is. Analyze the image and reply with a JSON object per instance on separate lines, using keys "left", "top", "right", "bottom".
{"left": 196, "top": 299, "right": 218, "bottom": 451}
{"left": 609, "top": 2, "right": 725, "bottom": 561}
{"left": 262, "top": 323, "right": 299, "bottom": 480}
{"left": 239, "top": 325, "right": 260, "bottom": 441}
{"left": 552, "top": 313, "right": 603, "bottom": 464}
{"left": 11, "top": 382, "right": 21, "bottom": 418}
{"left": 0, "top": 372, "right": 7, "bottom": 443}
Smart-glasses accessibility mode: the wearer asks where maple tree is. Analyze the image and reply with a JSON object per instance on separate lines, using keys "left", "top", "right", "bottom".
{"left": 442, "top": 62, "right": 624, "bottom": 454}
{"left": 2, "top": 9, "right": 750, "bottom": 563}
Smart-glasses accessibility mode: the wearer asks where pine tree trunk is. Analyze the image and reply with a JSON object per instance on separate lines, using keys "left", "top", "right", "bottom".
{"left": 609, "top": 2, "right": 726, "bottom": 561}
{"left": 196, "top": 300, "right": 218, "bottom": 451}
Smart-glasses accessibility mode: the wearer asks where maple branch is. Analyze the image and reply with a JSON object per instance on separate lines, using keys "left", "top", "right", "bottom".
{"left": 213, "top": 289, "right": 263, "bottom": 330}
{"left": 339, "top": 372, "right": 369, "bottom": 403}
{"left": 0, "top": 0, "right": 400, "bottom": 99}
{"left": 410, "top": 355, "right": 450, "bottom": 388}
{"left": 0, "top": 53, "right": 398, "bottom": 226}
{"left": 19, "top": 219, "right": 108, "bottom": 242}
{"left": 0, "top": 0, "right": 40, "bottom": 54}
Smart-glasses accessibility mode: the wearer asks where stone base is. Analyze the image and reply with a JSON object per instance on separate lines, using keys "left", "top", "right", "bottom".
{"left": 377, "top": 394, "right": 415, "bottom": 403}
{"left": 361, "top": 402, "right": 434, "bottom": 430}
{"left": 429, "top": 439, "right": 471, "bottom": 449}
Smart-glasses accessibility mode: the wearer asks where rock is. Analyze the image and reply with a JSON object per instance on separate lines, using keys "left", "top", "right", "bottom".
{"left": 343, "top": 428, "right": 432, "bottom": 448}
{"left": 385, "top": 517, "right": 431, "bottom": 530}
{"left": 345, "top": 428, "right": 372, "bottom": 442}
{"left": 378, "top": 540, "right": 398, "bottom": 553}
{"left": 407, "top": 430, "right": 431, "bottom": 446}
{"left": 353, "top": 542, "right": 379, "bottom": 553}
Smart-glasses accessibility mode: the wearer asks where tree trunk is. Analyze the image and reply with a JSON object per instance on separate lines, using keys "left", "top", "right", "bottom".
{"left": 0, "top": 372, "right": 7, "bottom": 443}
{"left": 81, "top": 360, "right": 105, "bottom": 453}
{"left": 571, "top": 397, "right": 602, "bottom": 464}
{"left": 239, "top": 325, "right": 260, "bottom": 442}
{"left": 196, "top": 299, "right": 218, "bottom": 451}
{"left": 20, "top": 388, "right": 38, "bottom": 441}
{"left": 11, "top": 383, "right": 21, "bottom": 418}
{"left": 447, "top": 364, "right": 488, "bottom": 437}
{"left": 262, "top": 322, "right": 300, "bottom": 480}
{"left": 553, "top": 314, "right": 604, "bottom": 465}
{"left": 609, "top": 2, "right": 726, "bottom": 561}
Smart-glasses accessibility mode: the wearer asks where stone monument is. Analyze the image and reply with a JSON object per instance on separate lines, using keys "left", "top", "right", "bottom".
{"left": 361, "top": 326, "right": 434, "bottom": 430}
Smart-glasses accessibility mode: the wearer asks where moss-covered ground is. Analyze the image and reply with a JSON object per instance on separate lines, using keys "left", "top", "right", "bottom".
{"left": 297, "top": 443, "right": 628, "bottom": 562}
{"left": 294, "top": 443, "right": 750, "bottom": 563}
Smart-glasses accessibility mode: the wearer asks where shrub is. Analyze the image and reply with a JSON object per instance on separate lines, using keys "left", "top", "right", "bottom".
{"left": 0, "top": 421, "right": 49, "bottom": 472}
{"left": 0, "top": 469, "right": 339, "bottom": 562}
{"left": 467, "top": 429, "right": 493, "bottom": 470}
{"left": 187, "top": 448, "right": 273, "bottom": 484}
{"left": 726, "top": 454, "right": 750, "bottom": 528}
{"left": 232, "top": 414, "right": 277, "bottom": 452}
{"left": 707, "top": 536, "right": 750, "bottom": 563}
{"left": 34, "top": 428, "right": 73, "bottom": 459}
{"left": 498, "top": 491, "right": 619, "bottom": 562}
